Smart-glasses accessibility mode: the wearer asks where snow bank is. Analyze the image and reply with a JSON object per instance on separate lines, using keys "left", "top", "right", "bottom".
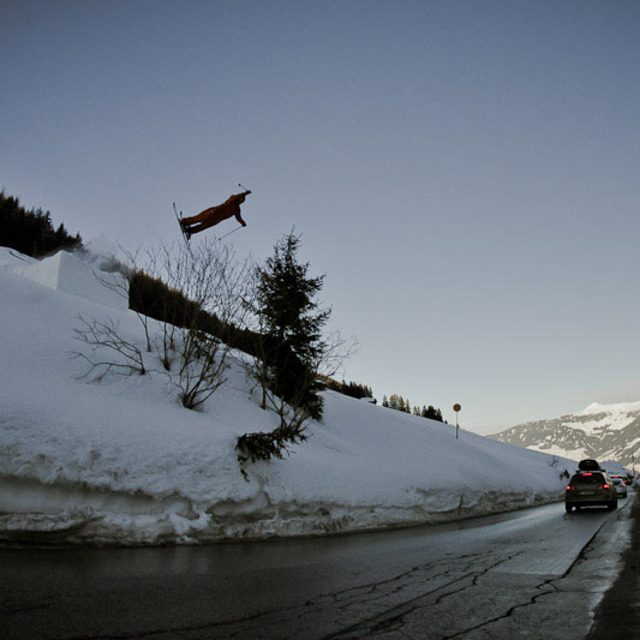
{"left": 0, "top": 248, "right": 575, "bottom": 546}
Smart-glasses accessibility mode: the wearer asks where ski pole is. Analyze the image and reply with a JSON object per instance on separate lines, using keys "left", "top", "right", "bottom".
{"left": 238, "top": 183, "right": 251, "bottom": 192}
{"left": 219, "top": 225, "right": 243, "bottom": 240}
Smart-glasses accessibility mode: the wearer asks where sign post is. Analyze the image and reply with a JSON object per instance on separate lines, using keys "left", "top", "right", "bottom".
{"left": 453, "top": 404, "right": 461, "bottom": 440}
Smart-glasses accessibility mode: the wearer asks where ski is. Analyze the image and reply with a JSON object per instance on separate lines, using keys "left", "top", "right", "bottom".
{"left": 173, "top": 202, "right": 192, "bottom": 249}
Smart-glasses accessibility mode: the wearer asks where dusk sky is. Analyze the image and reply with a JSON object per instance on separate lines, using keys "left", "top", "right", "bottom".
{"left": 3, "top": 1, "right": 639, "bottom": 434}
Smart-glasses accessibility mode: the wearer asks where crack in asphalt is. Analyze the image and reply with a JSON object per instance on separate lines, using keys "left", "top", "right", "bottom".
{"left": 438, "top": 576, "right": 560, "bottom": 640}
{"left": 433, "top": 555, "right": 521, "bottom": 607}
{"left": 322, "top": 554, "right": 520, "bottom": 639}
{"left": 4, "top": 603, "right": 53, "bottom": 615}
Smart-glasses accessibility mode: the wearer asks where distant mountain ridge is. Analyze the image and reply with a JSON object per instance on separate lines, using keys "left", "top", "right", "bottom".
{"left": 490, "top": 401, "right": 640, "bottom": 468}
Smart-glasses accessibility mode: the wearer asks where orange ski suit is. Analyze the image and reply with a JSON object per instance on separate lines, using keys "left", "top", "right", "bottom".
{"left": 181, "top": 191, "right": 250, "bottom": 235}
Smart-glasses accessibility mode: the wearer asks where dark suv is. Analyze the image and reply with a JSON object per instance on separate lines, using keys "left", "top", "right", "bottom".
{"left": 565, "top": 471, "right": 618, "bottom": 512}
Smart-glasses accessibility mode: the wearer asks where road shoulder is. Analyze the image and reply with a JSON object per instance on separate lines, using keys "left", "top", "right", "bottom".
{"left": 588, "top": 489, "right": 640, "bottom": 636}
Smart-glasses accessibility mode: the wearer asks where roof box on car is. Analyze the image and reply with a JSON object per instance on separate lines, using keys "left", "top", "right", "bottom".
{"left": 578, "top": 459, "right": 601, "bottom": 471}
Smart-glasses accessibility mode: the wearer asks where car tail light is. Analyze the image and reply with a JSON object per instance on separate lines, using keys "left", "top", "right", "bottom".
{"left": 599, "top": 484, "right": 610, "bottom": 489}
{"left": 566, "top": 485, "right": 575, "bottom": 491}
{"left": 582, "top": 473, "right": 593, "bottom": 476}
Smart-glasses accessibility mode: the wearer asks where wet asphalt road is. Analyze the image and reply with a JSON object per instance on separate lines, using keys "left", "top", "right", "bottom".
{"left": 2, "top": 494, "right": 635, "bottom": 639}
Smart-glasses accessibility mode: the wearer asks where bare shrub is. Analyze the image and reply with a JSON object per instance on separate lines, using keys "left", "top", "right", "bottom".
{"left": 74, "top": 239, "right": 252, "bottom": 410}
{"left": 72, "top": 315, "right": 146, "bottom": 381}
{"left": 149, "top": 240, "right": 252, "bottom": 409}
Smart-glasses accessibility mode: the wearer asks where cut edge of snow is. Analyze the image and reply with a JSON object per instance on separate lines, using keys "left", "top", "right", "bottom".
{"left": 0, "top": 475, "right": 564, "bottom": 546}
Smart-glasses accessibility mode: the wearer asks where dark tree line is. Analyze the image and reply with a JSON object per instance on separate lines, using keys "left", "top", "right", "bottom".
{"left": 382, "top": 394, "right": 445, "bottom": 423}
{"left": 0, "top": 191, "right": 82, "bottom": 257}
{"left": 323, "top": 378, "right": 374, "bottom": 400}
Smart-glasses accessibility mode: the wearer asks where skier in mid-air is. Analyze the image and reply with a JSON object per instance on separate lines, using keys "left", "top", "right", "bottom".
{"left": 179, "top": 189, "right": 251, "bottom": 238}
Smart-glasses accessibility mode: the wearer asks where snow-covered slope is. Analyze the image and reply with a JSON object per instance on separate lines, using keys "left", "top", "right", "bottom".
{"left": 0, "top": 247, "right": 576, "bottom": 546}
{"left": 491, "top": 402, "right": 640, "bottom": 468}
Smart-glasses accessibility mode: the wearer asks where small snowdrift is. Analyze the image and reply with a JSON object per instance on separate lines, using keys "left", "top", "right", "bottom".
{"left": 0, "top": 248, "right": 575, "bottom": 545}
{"left": 23, "top": 248, "right": 128, "bottom": 310}
{"left": 0, "top": 246, "right": 38, "bottom": 274}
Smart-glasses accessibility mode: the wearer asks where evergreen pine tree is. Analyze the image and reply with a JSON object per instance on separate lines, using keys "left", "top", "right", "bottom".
{"left": 253, "top": 231, "right": 331, "bottom": 418}
{"left": 239, "top": 231, "right": 334, "bottom": 461}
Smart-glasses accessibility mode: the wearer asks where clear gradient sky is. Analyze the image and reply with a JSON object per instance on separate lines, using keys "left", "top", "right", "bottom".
{"left": 3, "top": 1, "right": 639, "bottom": 434}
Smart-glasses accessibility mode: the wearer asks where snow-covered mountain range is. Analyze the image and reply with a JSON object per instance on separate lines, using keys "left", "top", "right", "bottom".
{"left": 491, "top": 401, "right": 640, "bottom": 469}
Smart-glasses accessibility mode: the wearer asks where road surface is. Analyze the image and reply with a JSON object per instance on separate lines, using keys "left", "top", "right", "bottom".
{"left": 2, "top": 495, "right": 634, "bottom": 639}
